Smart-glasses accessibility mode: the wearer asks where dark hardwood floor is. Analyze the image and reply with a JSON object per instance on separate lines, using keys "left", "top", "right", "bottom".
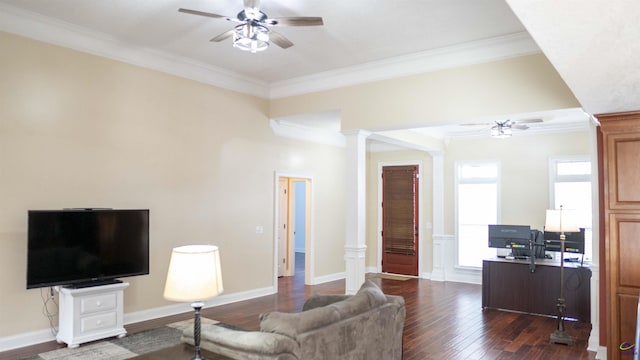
{"left": 2, "top": 254, "right": 595, "bottom": 359}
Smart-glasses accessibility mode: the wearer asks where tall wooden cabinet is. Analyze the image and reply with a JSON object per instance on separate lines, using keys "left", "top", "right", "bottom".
{"left": 598, "top": 111, "right": 640, "bottom": 359}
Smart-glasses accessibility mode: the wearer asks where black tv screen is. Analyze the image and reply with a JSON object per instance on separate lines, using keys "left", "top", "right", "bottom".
{"left": 27, "top": 209, "right": 150, "bottom": 289}
{"left": 544, "top": 228, "right": 585, "bottom": 254}
{"left": 488, "top": 224, "right": 531, "bottom": 249}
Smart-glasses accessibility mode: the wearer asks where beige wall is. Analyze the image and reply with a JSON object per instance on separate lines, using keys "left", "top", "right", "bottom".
{"left": 443, "top": 131, "right": 592, "bottom": 234}
{"left": 0, "top": 32, "right": 346, "bottom": 337}
{"left": 270, "top": 54, "right": 581, "bottom": 131}
{"left": 364, "top": 131, "right": 591, "bottom": 275}
{"left": 0, "top": 28, "right": 590, "bottom": 343}
{"left": 366, "top": 150, "right": 434, "bottom": 272}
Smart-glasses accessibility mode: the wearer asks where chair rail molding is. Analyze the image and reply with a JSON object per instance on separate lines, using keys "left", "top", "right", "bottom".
{"left": 431, "top": 234, "right": 455, "bottom": 281}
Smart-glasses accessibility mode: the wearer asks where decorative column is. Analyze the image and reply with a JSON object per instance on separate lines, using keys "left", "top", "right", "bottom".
{"left": 430, "top": 152, "right": 449, "bottom": 281}
{"left": 343, "top": 129, "right": 370, "bottom": 294}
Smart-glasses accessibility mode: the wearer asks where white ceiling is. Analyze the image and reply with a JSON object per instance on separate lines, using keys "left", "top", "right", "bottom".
{"left": 507, "top": 0, "right": 640, "bottom": 115}
{"left": 0, "top": 0, "right": 526, "bottom": 85}
{"left": 1, "top": 0, "right": 636, "bottom": 138}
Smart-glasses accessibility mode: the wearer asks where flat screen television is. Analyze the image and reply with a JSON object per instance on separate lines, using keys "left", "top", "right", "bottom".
{"left": 27, "top": 209, "right": 150, "bottom": 289}
{"left": 488, "top": 224, "right": 531, "bottom": 251}
{"left": 544, "top": 228, "right": 585, "bottom": 254}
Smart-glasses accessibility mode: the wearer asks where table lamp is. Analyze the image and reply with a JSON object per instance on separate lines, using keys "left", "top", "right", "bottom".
{"left": 164, "top": 245, "right": 223, "bottom": 360}
{"left": 545, "top": 206, "right": 580, "bottom": 345}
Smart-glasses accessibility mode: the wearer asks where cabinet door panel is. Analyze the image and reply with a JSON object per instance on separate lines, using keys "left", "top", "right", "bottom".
{"left": 609, "top": 134, "right": 640, "bottom": 208}
{"left": 618, "top": 294, "right": 638, "bottom": 352}
{"left": 618, "top": 219, "right": 640, "bottom": 287}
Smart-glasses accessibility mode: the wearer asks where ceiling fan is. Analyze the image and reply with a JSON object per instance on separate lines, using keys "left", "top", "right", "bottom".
{"left": 178, "top": 0, "right": 324, "bottom": 53}
{"left": 461, "top": 119, "right": 543, "bottom": 138}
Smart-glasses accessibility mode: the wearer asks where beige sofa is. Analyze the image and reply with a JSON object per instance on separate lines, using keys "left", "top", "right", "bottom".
{"left": 182, "top": 280, "right": 406, "bottom": 360}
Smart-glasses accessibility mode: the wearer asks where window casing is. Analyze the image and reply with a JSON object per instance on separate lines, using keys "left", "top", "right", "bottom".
{"left": 455, "top": 161, "right": 499, "bottom": 268}
{"left": 549, "top": 157, "right": 592, "bottom": 260}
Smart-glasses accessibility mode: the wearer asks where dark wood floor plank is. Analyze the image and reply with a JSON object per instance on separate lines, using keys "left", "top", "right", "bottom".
{"left": 0, "top": 271, "right": 595, "bottom": 360}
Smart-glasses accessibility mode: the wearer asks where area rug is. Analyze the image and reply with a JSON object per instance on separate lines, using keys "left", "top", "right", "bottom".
{"left": 375, "top": 273, "right": 412, "bottom": 281}
{"left": 22, "top": 318, "right": 219, "bottom": 360}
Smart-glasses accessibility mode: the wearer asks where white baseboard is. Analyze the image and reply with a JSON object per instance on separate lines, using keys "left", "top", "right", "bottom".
{"left": 0, "top": 328, "right": 56, "bottom": 354}
{"left": 124, "top": 285, "right": 277, "bottom": 325}
{"left": 310, "top": 272, "right": 345, "bottom": 285}
{"left": 595, "top": 346, "right": 607, "bottom": 359}
{"left": 0, "top": 285, "right": 277, "bottom": 352}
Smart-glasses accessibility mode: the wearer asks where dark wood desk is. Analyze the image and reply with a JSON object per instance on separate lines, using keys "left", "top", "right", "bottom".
{"left": 129, "top": 343, "right": 232, "bottom": 360}
{"left": 482, "top": 258, "right": 591, "bottom": 322}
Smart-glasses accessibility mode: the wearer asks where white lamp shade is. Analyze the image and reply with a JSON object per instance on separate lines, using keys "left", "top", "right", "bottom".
{"left": 545, "top": 209, "right": 581, "bottom": 233}
{"left": 163, "top": 245, "right": 223, "bottom": 302}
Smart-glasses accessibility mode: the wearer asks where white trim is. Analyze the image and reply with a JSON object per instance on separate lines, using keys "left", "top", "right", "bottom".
{"left": 377, "top": 160, "right": 424, "bottom": 277}
{"left": 454, "top": 160, "right": 501, "bottom": 267}
{"left": 269, "top": 32, "right": 541, "bottom": 98}
{"left": 548, "top": 155, "right": 592, "bottom": 207}
{"left": 0, "top": 285, "right": 275, "bottom": 352}
{"left": 269, "top": 119, "right": 346, "bottom": 147}
{"left": 446, "top": 267, "right": 483, "bottom": 285}
{"left": 431, "top": 234, "right": 455, "bottom": 281}
{"left": 0, "top": 3, "right": 268, "bottom": 98}
{"left": 310, "top": 272, "right": 346, "bottom": 285}
{"left": 274, "top": 172, "right": 315, "bottom": 286}
{"left": 0, "top": 3, "right": 540, "bottom": 100}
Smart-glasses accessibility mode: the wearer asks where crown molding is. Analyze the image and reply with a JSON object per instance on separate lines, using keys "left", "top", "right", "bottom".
{"left": 1, "top": 3, "right": 540, "bottom": 100}
{"left": 269, "top": 119, "right": 346, "bottom": 147}
{"left": 268, "top": 32, "right": 541, "bottom": 99}
{"left": 0, "top": 3, "right": 269, "bottom": 98}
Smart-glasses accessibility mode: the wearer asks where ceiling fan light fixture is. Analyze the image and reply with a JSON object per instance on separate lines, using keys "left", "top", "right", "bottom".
{"left": 490, "top": 124, "right": 512, "bottom": 138}
{"left": 233, "top": 23, "right": 269, "bottom": 53}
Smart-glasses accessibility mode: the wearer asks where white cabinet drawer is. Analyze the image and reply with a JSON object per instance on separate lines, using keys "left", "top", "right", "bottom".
{"left": 80, "top": 293, "right": 117, "bottom": 314}
{"left": 80, "top": 312, "right": 117, "bottom": 333}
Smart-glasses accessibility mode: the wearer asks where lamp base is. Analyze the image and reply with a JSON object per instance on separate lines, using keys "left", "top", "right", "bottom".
{"left": 191, "top": 301, "right": 205, "bottom": 360}
{"left": 550, "top": 329, "right": 573, "bottom": 345}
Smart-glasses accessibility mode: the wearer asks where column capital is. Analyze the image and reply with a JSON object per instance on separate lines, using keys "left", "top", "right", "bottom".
{"left": 342, "top": 129, "right": 372, "bottom": 138}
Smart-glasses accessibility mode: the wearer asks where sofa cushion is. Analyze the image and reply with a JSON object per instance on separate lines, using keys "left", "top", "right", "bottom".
{"left": 260, "top": 303, "right": 340, "bottom": 339}
{"left": 356, "top": 280, "right": 387, "bottom": 308}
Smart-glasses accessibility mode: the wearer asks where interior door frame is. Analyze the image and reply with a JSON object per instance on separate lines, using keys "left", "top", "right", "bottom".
{"left": 274, "top": 172, "right": 313, "bottom": 287}
{"left": 377, "top": 160, "right": 423, "bottom": 276}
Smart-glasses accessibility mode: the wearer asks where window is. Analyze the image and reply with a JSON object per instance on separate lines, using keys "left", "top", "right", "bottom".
{"left": 549, "top": 157, "right": 593, "bottom": 260}
{"left": 456, "top": 161, "right": 499, "bottom": 267}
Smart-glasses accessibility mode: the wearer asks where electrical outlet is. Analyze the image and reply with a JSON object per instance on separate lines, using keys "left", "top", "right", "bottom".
{"left": 256, "top": 226, "right": 264, "bottom": 234}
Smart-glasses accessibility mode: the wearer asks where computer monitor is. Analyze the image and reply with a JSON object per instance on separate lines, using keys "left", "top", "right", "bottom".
{"left": 511, "top": 230, "right": 546, "bottom": 258}
{"left": 543, "top": 228, "right": 585, "bottom": 254}
{"left": 488, "top": 224, "right": 531, "bottom": 251}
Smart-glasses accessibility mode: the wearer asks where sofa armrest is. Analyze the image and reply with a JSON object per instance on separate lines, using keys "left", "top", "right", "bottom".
{"left": 302, "top": 294, "right": 351, "bottom": 311}
{"left": 182, "top": 323, "right": 298, "bottom": 359}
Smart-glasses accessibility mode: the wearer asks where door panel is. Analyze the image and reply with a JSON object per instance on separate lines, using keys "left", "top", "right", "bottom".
{"left": 382, "top": 165, "right": 419, "bottom": 276}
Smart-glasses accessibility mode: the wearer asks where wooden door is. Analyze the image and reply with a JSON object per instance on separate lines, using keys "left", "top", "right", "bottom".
{"left": 381, "top": 165, "right": 419, "bottom": 276}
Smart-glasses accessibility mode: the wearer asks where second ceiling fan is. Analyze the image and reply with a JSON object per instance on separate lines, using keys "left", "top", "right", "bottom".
{"left": 179, "top": 0, "right": 324, "bottom": 53}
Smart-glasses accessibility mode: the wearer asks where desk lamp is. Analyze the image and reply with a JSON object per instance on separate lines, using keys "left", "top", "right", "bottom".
{"left": 545, "top": 206, "right": 580, "bottom": 345}
{"left": 164, "top": 245, "right": 223, "bottom": 360}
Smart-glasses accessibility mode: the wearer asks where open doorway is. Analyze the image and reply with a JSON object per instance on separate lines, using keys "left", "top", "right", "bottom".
{"left": 275, "top": 174, "right": 312, "bottom": 286}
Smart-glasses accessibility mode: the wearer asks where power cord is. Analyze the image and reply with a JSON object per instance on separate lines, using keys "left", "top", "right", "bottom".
{"left": 41, "top": 287, "right": 59, "bottom": 337}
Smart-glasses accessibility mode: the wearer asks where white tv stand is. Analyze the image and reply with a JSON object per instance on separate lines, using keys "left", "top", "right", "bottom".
{"left": 56, "top": 281, "right": 129, "bottom": 348}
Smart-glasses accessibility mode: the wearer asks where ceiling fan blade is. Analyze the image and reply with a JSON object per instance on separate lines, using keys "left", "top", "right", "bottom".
{"left": 270, "top": 31, "right": 294, "bottom": 49}
{"left": 515, "top": 118, "right": 543, "bottom": 124}
{"left": 178, "top": 8, "right": 228, "bottom": 19}
{"left": 210, "top": 29, "right": 234, "bottom": 42}
{"left": 269, "top": 17, "right": 324, "bottom": 26}
{"left": 460, "top": 122, "right": 493, "bottom": 126}
{"left": 512, "top": 124, "right": 530, "bottom": 130}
